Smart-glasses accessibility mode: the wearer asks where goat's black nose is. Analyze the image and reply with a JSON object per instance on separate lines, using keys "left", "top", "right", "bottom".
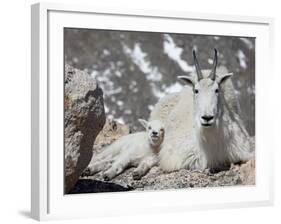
{"left": 152, "top": 131, "right": 158, "bottom": 135}
{"left": 201, "top": 116, "right": 214, "bottom": 122}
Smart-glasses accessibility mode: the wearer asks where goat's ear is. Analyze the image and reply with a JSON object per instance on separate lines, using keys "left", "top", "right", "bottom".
{"left": 177, "top": 75, "right": 196, "bottom": 86}
{"left": 138, "top": 119, "right": 148, "bottom": 129}
{"left": 217, "top": 73, "right": 233, "bottom": 84}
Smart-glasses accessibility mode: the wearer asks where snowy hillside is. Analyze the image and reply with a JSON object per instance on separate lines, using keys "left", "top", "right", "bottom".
{"left": 64, "top": 29, "right": 255, "bottom": 135}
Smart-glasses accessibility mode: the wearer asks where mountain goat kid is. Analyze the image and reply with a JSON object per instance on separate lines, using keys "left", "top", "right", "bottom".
{"left": 86, "top": 119, "right": 165, "bottom": 180}
{"left": 150, "top": 49, "right": 254, "bottom": 172}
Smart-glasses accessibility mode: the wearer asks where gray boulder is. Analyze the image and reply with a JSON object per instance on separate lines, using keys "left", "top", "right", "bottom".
{"left": 64, "top": 65, "right": 106, "bottom": 193}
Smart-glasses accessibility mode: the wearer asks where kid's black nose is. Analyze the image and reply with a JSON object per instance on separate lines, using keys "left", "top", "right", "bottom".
{"left": 152, "top": 131, "right": 158, "bottom": 135}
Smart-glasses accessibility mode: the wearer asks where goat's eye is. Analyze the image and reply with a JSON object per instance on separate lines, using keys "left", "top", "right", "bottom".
{"left": 148, "top": 126, "right": 151, "bottom": 130}
{"left": 215, "top": 89, "right": 219, "bottom": 93}
{"left": 194, "top": 89, "right": 199, "bottom": 94}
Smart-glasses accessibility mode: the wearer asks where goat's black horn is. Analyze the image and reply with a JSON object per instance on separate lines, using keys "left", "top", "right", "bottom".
{"left": 193, "top": 50, "right": 203, "bottom": 80}
{"left": 209, "top": 48, "right": 218, "bottom": 81}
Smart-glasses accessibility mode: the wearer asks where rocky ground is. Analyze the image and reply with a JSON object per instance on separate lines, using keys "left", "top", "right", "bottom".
{"left": 70, "top": 160, "right": 254, "bottom": 194}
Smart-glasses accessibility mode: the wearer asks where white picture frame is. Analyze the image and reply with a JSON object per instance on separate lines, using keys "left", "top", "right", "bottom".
{"left": 31, "top": 2, "right": 274, "bottom": 221}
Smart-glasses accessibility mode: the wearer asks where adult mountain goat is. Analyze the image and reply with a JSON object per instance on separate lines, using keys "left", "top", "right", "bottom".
{"left": 150, "top": 49, "right": 254, "bottom": 172}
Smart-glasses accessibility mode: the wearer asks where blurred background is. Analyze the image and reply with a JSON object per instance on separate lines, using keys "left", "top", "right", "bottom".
{"left": 64, "top": 28, "right": 255, "bottom": 135}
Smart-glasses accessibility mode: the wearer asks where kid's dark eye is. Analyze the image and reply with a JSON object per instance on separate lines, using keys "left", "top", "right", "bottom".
{"left": 148, "top": 126, "right": 151, "bottom": 130}
{"left": 194, "top": 89, "right": 199, "bottom": 94}
{"left": 215, "top": 89, "right": 219, "bottom": 93}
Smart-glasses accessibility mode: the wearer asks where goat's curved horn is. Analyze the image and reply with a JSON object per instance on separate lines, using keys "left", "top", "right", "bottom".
{"left": 193, "top": 50, "right": 203, "bottom": 80}
{"left": 209, "top": 48, "right": 218, "bottom": 81}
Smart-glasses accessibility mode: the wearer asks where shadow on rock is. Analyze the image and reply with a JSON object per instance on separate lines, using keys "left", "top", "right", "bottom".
{"left": 69, "top": 179, "right": 134, "bottom": 194}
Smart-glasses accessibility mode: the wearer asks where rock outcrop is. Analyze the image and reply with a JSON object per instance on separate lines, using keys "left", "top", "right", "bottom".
{"left": 64, "top": 65, "right": 106, "bottom": 193}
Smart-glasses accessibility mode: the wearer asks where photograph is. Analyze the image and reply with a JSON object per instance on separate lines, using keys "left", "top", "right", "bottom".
{"left": 64, "top": 28, "right": 255, "bottom": 194}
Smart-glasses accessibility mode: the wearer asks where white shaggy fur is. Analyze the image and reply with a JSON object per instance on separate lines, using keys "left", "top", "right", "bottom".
{"left": 86, "top": 119, "right": 165, "bottom": 180}
{"left": 150, "top": 66, "right": 254, "bottom": 172}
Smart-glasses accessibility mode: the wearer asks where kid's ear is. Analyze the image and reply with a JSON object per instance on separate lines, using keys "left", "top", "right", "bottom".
{"left": 138, "top": 119, "right": 148, "bottom": 129}
{"left": 177, "top": 75, "right": 196, "bottom": 86}
{"left": 217, "top": 73, "right": 233, "bottom": 84}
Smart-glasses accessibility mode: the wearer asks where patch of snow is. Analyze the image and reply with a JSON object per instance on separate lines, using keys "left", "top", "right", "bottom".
{"left": 234, "top": 89, "right": 241, "bottom": 96}
{"left": 148, "top": 105, "right": 154, "bottom": 111}
{"left": 104, "top": 104, "right": 109, "bottom": 113}
{"left": 150, "top": 83, "right": 165, "bottom": 99}
{"left": 151, "top": 82, "right": 183, "bottom": 99}
{"left": 108, "top": 114, "right": 114, "bottom": 120}
{"left": 117, "top": 61, "right": 124, "bottom": 67}
{"left": 123, "top": 43, "right": 163, "bottom": 81}
{"left": 129, "top": 80, "right": 137, "bottom": 89}
{"left": 91, "top": 67, "right": 124, "bottom": 97}
{"left": 124, "top": 109, "right": 132, "bottom": 115}
{"left": 214, "top": 36, "right": 220, "bottom": 40}
{"left": 132, "top": 87, "right": 138, "bottom": 93}
{"left": 115, "top": 117, "right": 125, "bottom": 124}
{"left": 240, "top": 38, "right": 254, "bottom": 49}
{"left": 208, "top": 58, "right": 213, "bottom": 64}
{"left": 146, "top": 70, "right": 162, "bottom": 81}
{"left": 115, "top": 70, "right": 122, "bottom": 78}
{"left": 164, "top": 82, "right": 183, "bottom": 94}
{"left": 93, "top": 69, "right": 113, "bottom": 85}
{"left": 91, "top": 70, "right": 99, "bottom": 78}
{"left": 106, "top": 87, "right": 122, "bottom": 96}
{"left": 129, "top": 84, "right": 136, "bottom": 90}
{"left": 236, "top": 50, "right": 247, "bottom": 69}
{"left": 163, "top": 34, "right": 194, "bottom": 73}
{"left": 103, "top": 49, "right": 110, "bottom": 56}
{"left": 117, "top": 100, "right": 124, "bottom": 107}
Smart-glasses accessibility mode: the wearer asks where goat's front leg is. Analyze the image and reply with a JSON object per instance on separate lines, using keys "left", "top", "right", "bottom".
{"left": 103, "top": 157, "right": 130, "bottom": 181}
{"left": 132, "top": 155, "right": 158, "bottom": 180}
{"left": 83, "top": 159, "right": 113, "bottom": 176}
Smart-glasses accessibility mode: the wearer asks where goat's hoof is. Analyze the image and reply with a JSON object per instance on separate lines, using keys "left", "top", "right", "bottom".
{"left": 103, "top": 173, "right": 111, "bottom": 181}
{"left": 81, "top": 168, "right": 91, "bottom": 177}
{"left": 132, "top": 171, "right": 142, "bottom": 180}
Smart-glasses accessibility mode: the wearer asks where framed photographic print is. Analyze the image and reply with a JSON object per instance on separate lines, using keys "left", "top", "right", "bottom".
{"left": 31, "top": 2, "right": 274, "bottom": 221}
